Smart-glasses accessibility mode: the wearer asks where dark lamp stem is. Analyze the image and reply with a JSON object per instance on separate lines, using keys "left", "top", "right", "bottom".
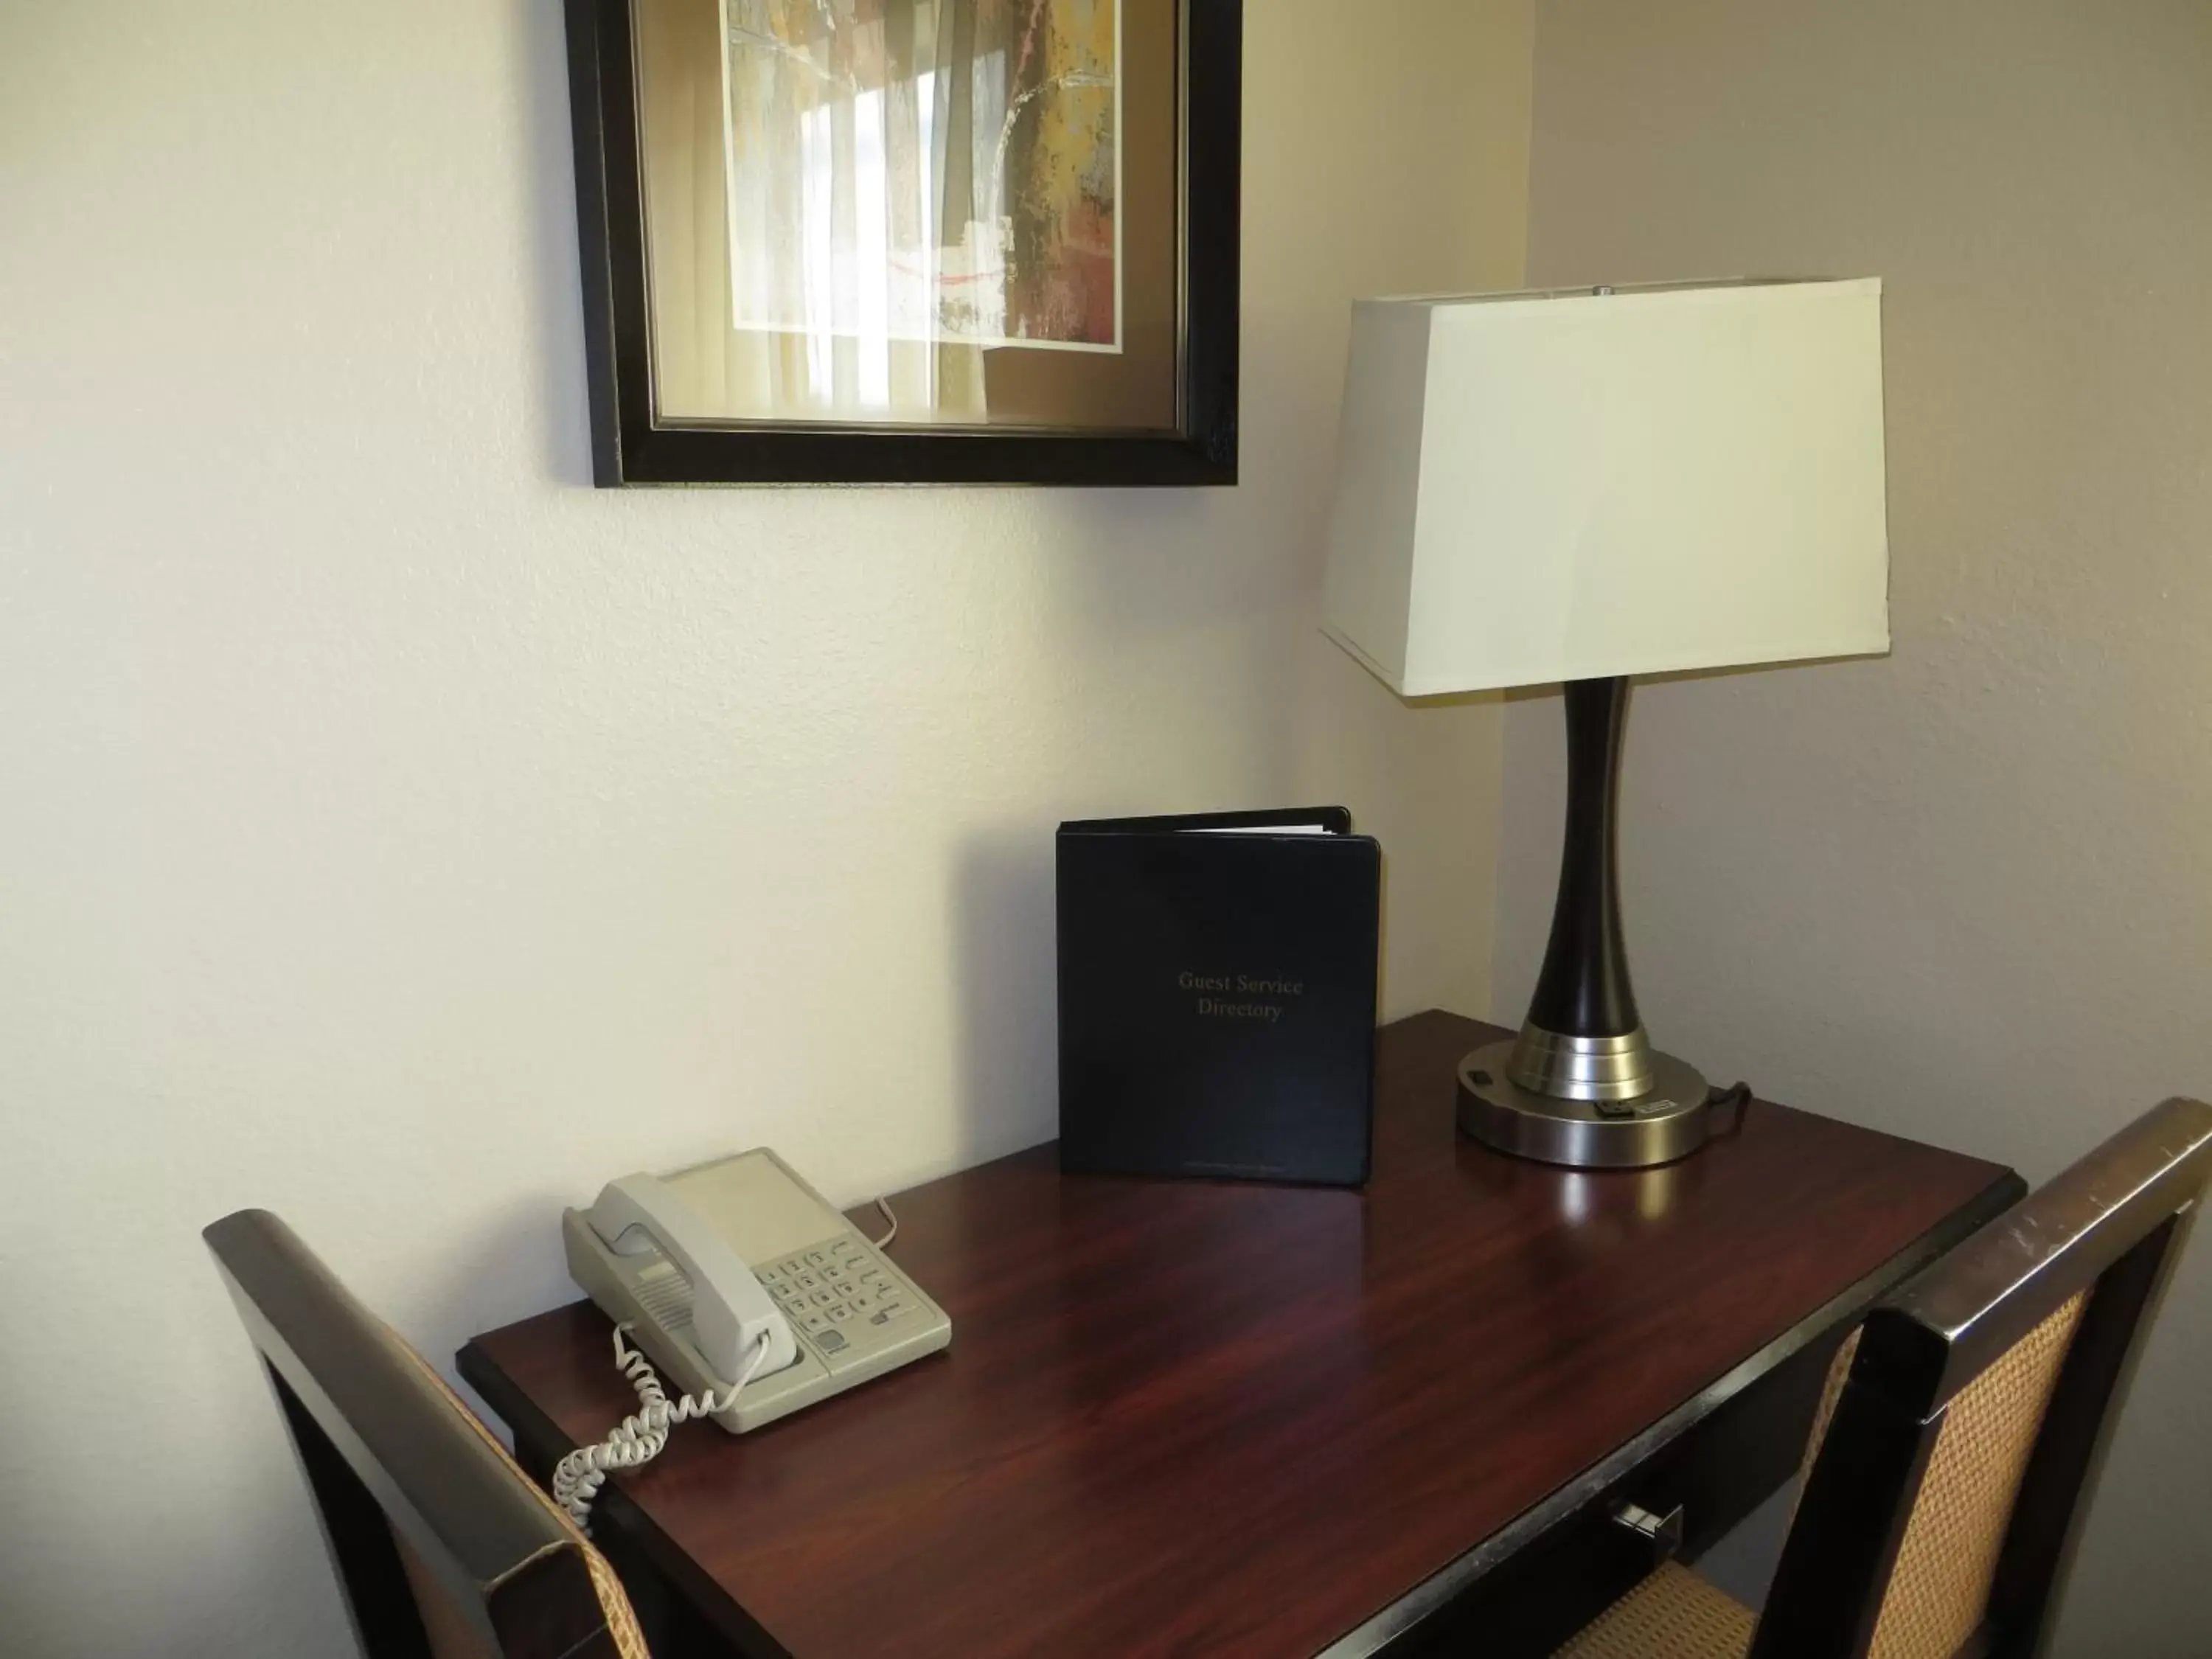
{"left": 1525, "top": 676, "right": 1641, "bottom": 1039}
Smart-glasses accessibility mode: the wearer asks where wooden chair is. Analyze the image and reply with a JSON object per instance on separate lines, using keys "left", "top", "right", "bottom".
{"left": 1554, "top": 1095, "right": 2212, "bottom": 1659}
{"left": 204, "top": 1208, "right": 654, "bottom": 1659}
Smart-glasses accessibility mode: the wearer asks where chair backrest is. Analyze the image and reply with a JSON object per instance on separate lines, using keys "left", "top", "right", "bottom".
{"left": 204, "top": 1209, "right": 650, "bottom": 1659}
{"left": 1750, "top": 1096, "right": 2212, "bottom": 1659}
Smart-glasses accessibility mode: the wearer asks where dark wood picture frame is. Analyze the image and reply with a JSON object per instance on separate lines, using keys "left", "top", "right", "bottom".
{"left": 563, "top": 0, "right": 1242, "bottom": 487}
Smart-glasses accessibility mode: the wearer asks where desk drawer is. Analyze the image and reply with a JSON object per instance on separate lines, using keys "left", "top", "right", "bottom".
{"left": 1372, "top": 1319, "right": 1848, "bottom": 1658}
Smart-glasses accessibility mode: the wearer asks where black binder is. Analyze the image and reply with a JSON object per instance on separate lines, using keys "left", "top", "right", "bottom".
{"left": 1055, "top": 807, "right": 1381, "bottom": 1186}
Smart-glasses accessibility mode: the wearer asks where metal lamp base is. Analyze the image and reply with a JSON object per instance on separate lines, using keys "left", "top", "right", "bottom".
{"left": 1458, "top": 1037, "right": 1711, "bottom": 1169}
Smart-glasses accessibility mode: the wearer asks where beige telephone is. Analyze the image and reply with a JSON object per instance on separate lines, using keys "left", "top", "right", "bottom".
{"left": 552, "top": 1148, "right": 950, "bottom": 1524}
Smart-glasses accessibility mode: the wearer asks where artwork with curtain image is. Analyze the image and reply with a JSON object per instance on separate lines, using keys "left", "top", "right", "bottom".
{"left": 722, "top": 0, "right": 1120, "bottom": 358}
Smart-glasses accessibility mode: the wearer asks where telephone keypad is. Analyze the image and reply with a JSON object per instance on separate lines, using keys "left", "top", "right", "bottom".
{"left": 762, "top": 1235, "right": 922, "bottom": 1366}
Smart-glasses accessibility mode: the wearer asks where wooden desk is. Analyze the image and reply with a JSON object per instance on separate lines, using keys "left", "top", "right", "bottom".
{"left": 460, "top": 1012, "right": 2017, "bottom": 1659}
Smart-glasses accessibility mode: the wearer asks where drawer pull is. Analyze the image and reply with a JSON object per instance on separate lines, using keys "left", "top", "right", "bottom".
{"left": 1610, "top": 1500, "right": 1685, "bottom": 1560}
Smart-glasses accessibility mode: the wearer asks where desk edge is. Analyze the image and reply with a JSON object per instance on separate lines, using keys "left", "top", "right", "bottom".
{"left": 1315, "top": 1164, "right": 2027, "bottom": 1659}
{"left": 456, "top": 1338, "right": 796, "bottom": 1659}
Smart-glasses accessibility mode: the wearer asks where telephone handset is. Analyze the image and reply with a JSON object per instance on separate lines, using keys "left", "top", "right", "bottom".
{"left": 554, "top": 1148, "right": 950, "bottom": 1525}
{"left": 578, "top": 1172, "right": 799, "bottom": 1382}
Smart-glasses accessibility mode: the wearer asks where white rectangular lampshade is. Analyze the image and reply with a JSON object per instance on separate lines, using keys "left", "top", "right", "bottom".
{"left": 1321, "top": 279, "right": 1890, "bottom": 696}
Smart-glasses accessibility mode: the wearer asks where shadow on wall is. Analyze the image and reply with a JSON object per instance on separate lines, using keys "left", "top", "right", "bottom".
{"left": 413, "top": 1192, "right": 585, "bottom": 1407}
{"left": 511, "top": 0, "right": 595, "bottom": 488}
{"left": 1049, "top": 487, "right": 1273, "bottom": 640}
{"left": 948, "top": 828, "right": 1065, "bottom": 1169}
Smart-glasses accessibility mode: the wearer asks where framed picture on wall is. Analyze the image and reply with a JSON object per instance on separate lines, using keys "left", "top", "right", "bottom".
{"left": 563, "top": 0, "right": 1242, "bottom": 486}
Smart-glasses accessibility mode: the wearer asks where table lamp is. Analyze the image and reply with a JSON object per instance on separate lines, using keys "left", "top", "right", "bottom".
{"left": 1322, "top": 279, "right": 1890, "bottom": 1169}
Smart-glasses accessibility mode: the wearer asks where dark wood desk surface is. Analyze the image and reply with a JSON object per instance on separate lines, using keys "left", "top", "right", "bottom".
{"left": 461, "top": 1012, "right": 2017, "bottom": 1659}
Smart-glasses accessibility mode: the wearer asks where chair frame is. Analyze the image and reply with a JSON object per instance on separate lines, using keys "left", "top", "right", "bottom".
{"left": 205, "top": 1209, "right": 629, "bottom": 1659}
{"left": 1748, "top": 1096, "right": 2212, "bottom": 1659}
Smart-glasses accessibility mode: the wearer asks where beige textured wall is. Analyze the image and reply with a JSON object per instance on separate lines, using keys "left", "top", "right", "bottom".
{"left": 0, "top": 3, "right": 1526, "bottom": 1654}
{"left": 1510, "top": 4, "right": 2211, "bottom": 1651}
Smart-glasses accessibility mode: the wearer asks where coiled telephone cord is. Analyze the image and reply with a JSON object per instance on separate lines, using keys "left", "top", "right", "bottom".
{"left": 552, "top": 1323, "right": 774, "bottom": 1528}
